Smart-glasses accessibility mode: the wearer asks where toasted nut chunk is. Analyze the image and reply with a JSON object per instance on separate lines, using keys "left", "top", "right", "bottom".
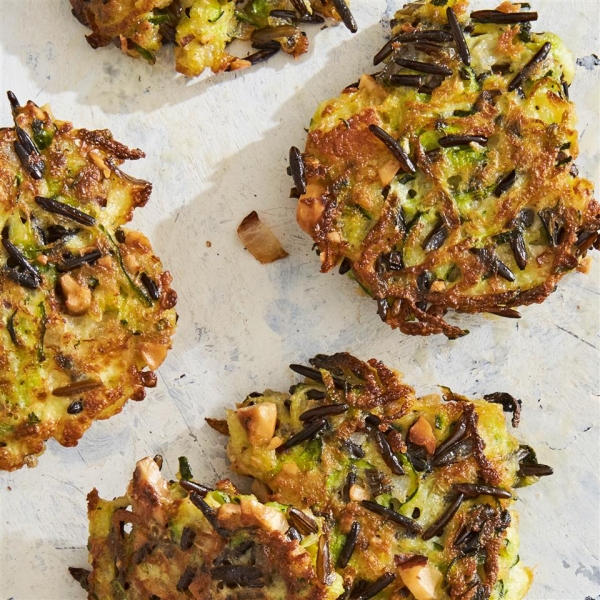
{"left": 139, "top": 342, "right": 169, "bottom": 370}
{"left": 297, "top": 193, "right": 325, "bottom": 234}
{"left": 349, "top": 484, "right": 370, "bottom": 502}
{"left": 409, "top": 416, "right": 437, "bottom": 455}
{"left": 60, "top": 274, "right": 92, "bottom": 316}
{"left": 237, "top": 403, "right": 278, "bottom": 446}
{"left": 240, "top": 497, "right": 288, "bottom": 533}
{"left": 399, "top": 560, "right": 443, "bottom": 600}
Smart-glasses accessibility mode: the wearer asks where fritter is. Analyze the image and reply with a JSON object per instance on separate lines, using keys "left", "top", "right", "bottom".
{"left": 70, "top": 0, "right": 356, "bottom": 77}
{"left": 77, "top": 456, "right": 345, "bottom": 599}
{"left": 294, "top": 0, "right": 599, "bottom": 338}
{"left": 0, "top": 93, "right": 177, "bottom": 471}
{"left": 222, "top": 352, "right": 552, "bottom": 599}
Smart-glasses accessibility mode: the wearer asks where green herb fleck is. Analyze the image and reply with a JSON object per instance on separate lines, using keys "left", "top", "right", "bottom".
{"left": 132, "top": 43, "right": 155, "bottom": 64}
{"left": 519, "top": 22, "right": 532, "bottom": 43}
{"left": 27, "top": 412, "right": 41, "bottom": 425}
{"left": 32, "top": 119, "right": 54, "bottom": 150}
{"left": 148, "top": 13, "right": 171, "bottom": 25}
{"left": 435, "top": 414, "right": 443, "bottom": 430}
{"left": 431, "top": 0, "right": 448, "bottom": 5}
{"left": 209, "top": 10, "right": 224, "bottom": 23}
{"left": 178, "top": 456, "right": 193, "bottom": 481}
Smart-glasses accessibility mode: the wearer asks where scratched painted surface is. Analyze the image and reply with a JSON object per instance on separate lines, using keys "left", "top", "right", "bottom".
{"left": 0, "top": 1, "right": 598, "bottom": 599}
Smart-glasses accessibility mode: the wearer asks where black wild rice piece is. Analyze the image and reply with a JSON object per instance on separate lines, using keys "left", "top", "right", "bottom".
{"left": 67, "top": 400, "right": 84, "bottom": 415}
{"left": 471, "top": 10, "right": 538, "bottom": 24}
{"left": 361, "top": 500, "right": 422, "bottom": 534}
{"left": 496, "top": 258, "right": 516, "bottom": 282}
{"left": 153, "top": 454, "right": 163, "bottom": 469}
{"left": 176, "top": 566, "right": 196, "bottom": 592}
{"left": 422, "top": 220, "right": 448, "bottom": 252}
{"left": 431, "top": 437, "right": 473, "bottom": 467}
{"left": 59, "top": 249, "right": 102, "bottom": 271}
{"left": 2, "top": 238, "right": 41, "bottom": 286}
{"left": 276, "top": 418, "right": 327, "bottom": 453}
{"left": 510, "top": 230, "right": 528, "bottom": 270}
{"left": 417, "top": 270, "right": 434, "bottom": 293}
{"left": 484, "top": 391, "right": 522, "bottom": 427}
{"left": 538, "top": 207, "right": 563, "bottom": 247}
{"left": 289, "top": 363, "right": 346, "bottom": 389}
{"left": 518, "top": 463, "right": 553, "bottom": 477}
{"left": 344, "top": 440, "right": 365, "bottom": 459}
{"left": 365, "top": 413, "right": 381, "bottom": 428}
{"left": 179, "top": 479, "right": 213, "bottom": 497}
{"left": 355, "top": 573, "right": 397, "bottom": 600}
{"left": 270, "top": 9, "right": 297, "bottom": 19}
{"left": 68, "top": 567, "right": 90, "bottom": 591}
{"left": 494, "top": 169, "right": 517, "bottom": 197}
{"left": 379, "top": 251, "right": 403, "bottom": 272}
{"left": 45, "top": 224, "right": 76, "bottom": 244}
{"left": 189, "top": 492, "right": 228, "bottom": 536}
{"left": 14, "top": 141, "right": 44, "bottom": 180}
{"left": 288, "top": 507, "right": 319, "bottom": 535}
{"left": 288, "top": 146, "right": 307, "bottom": 195}
{"left": 337, "top": 522, "right": 360, "bottom": 568}
{"left": 375, "top": 430, "right": 405, "bottom": 476}
{"left": 180, "top": 526, "right": 196, "bottom": 550}
{"left": 388, "top": 74, "right": 424, "bottom": 88}
{"left": 373, "top": 30, "right": 453, "bottom": 65}
{"left": 317, "top": 535, "right": 332, "bottom": 585}
{"left": 286, "top": 526, "right": 302, "bottom": 541}
{"left": 52, "top": 379, "right": 102, "bottom": 396}
{"left": 422, "top": 493, "right": 465, "bottom": 540}
{"left": 342, "top": 471, "right": 356, "bottom": 502}
{"left": 368, "top": 124, "right": 416, "bottom": 174}
{"left": 141, "top": 272, "right": 160, "bottom": 300}
{"left": 438, "top": 135, "right": 488, "bottom": 147}
{"left": 377, "top": 298, "right": 389, "bottom": 322}
{"left": 306, "top": 389, "right": 327, "bottom": 400}
{"left": 453, "top": 483, "right": 512, "bottom": 499}
{"left": 7, "top": 310, "right": 18, "bottom": 346}
{"left": 447, "top": 7, "right": 471, "bottom": 66}
{"left": 394, "top": 57, "right": 452, "bottom": 76}
{"left": 434, "top": 414, "right": 467, "bottom": 459}
{"left": 364, "top": 469, "right": 391, "bottom": 496}
{"left": 7, "top": 90, "right": 20, "bottom": 111}
{"left": 508, "top": 41, "right": 552, "bottom": 92}
{"left": 299, "top": 403, "right": 349, "bottom": 422}
{"left": 35, "top": 196, "right": 96, "bottom": 226}
{"left": 211, "top": 565, "right": 264, "bottom": 587}
{"left": 339, "top": 257, "right": 352, "bottom": 275}
{"left": 332, "top": 0, "right": 357, "bottom": 33}
{"left": 16, "top": 126, "right": 39, "bottom": 155}
{"left": 246, "top": 46, "right": 281, "bottom": 65}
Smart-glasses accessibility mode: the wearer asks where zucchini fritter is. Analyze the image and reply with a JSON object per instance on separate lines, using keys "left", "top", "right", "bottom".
{"left": 294, "top": 0, "right": 599, "bottom": 338}
{"left": 0, "top": 94, "right": 177, "bottom": 471}
{"left": 79, "top": 456, "right": 345, "bottom": 599}
{"left": 223, "top": 353, "right": 552, "bottom": 599}
{"left": 70, "top": 0, "right": 356, "bottom": 77}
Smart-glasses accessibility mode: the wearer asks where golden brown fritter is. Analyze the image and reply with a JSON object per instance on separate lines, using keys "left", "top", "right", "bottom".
{"left": 70, "top": 0, "right": 355, "bottom": 77}
{"left": 219, "top": 352, "right": 551, "bottom": 599}
{"left": 0, "top": 93, "right": 177, "bottom": 471}
{"left": 294, "top": 0, "right": 599, "bottom": 338}
{"left": 80, "top": 456, "right": 345, "bottom": 599}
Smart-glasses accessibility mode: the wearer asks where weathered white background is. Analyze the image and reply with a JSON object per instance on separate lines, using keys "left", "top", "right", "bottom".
{"left": 0, "top": 1, "right": 598, "bottom": 598}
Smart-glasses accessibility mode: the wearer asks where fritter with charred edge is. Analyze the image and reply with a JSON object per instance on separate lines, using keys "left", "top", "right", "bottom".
{"left": 219, "top": 353, "right": 552, "bottom": 599}
{"left": 0, "top": 93, "right": 177, "bottom": 471}
{"left": 70, "top": 0, "right": 356, "bottom": 77}
{"left": 294, "top": 0, "right": 599, "bottom": 338}
{"left": 77, "top": 456, "right": 345, "bottom": 599}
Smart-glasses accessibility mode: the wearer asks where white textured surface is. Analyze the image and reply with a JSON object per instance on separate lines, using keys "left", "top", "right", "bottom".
{"left": 0, "top": 1, "right": 599, "bottom": 598}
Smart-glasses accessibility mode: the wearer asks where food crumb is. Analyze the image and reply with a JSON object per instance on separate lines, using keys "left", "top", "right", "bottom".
{"left": 206, "top": 241, "right": 212, "bottom": 248}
